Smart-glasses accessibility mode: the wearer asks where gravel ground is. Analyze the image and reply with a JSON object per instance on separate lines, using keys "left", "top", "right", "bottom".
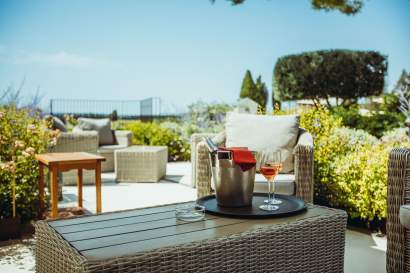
{"left": 0, "top": 238, "right": 35, "bottom": 273}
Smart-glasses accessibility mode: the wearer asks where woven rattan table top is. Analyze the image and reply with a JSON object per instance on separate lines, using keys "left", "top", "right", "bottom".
{"left": 46, "top": 202, "right": 339, "bottom": 261}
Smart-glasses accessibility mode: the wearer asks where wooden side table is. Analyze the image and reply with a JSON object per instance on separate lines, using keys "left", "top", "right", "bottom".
{"left": 35, "top": 152, "right": 105, "bottom": 219}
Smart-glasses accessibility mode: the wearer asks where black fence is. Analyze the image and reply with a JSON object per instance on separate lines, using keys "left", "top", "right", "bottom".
{"left": 49, "top": 97, "right": 179, "bottom": 120}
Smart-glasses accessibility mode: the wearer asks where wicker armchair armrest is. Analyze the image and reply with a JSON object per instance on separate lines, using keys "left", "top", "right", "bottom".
{"left": 293, "top": 129, "right": 314, "bottom": 203}
{"left": 49, "top": 131, "right": 99, "bottom": 153}
{"left": 195, "top": 132, "right": 226, "bottom": 197}
{"left": 190, "top": 133, "right": 217, "bottom": 188}
{"left": 387, "top": 148, "right": 410, "bottom": 273}
{"left": 114, "top": 130, "right": 132, "bottom": 147}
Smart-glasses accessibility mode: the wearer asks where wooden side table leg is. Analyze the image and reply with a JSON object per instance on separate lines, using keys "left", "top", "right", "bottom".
{"left": 50, "top": 166, "right": 59, "bottom": 218}
{"left": 77, "top": 168, "right": 83, "bottom": 208}
{"left": 95, "top": 162, "right": 102, "bottom": 213}
{"left": 38, "top": 163, "right": 45, "bottom": 218}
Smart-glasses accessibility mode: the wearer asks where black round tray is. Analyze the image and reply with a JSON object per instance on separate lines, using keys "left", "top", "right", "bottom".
{"left": 197, "top": 193, "right": 307, "bottom": 219}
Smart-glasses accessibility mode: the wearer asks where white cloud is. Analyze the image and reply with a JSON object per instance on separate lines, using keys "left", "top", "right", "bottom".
{"left": 18, "top": 51, "right": 96, "bottom": 67}
{"left": 0, "top": 47, "right": 121, "bottom": 69}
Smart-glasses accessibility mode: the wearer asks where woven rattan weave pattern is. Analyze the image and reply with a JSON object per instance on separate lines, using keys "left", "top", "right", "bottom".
{"left": 35, "top": 202, "right": 346, "bottom": 273}
{"left": 387, "top": 148, "right": 410, "bottom": 273}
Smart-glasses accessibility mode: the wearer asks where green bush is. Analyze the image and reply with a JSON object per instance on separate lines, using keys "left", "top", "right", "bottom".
{"left": 332, "top": 100, "right": 405, "bottom": 138}
{"left": 0, "top": 107, "right": 56, "bottom": 221}
{"left": 124, "top": 121, "right": 190, "bottom": 161}
{"left": 274, "top": 50, "right": 387, "bottom": 106}
{"left": 183, "top": 101, "right": 233, "bottom": 136}
{"left": 300, "top": 106, "right": 410, "bottom": 221}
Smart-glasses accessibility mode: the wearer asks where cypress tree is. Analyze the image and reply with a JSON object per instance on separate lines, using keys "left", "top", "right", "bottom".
{"left": 240, "top": 70, "right": 268, "bottom": 108}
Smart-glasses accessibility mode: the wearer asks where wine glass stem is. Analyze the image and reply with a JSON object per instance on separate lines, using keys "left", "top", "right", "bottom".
{"left": 270, "top": 179, "right": 275, "bottom": 201}
{"left": 268, "top": 179, "right": 272, "bottom": 203}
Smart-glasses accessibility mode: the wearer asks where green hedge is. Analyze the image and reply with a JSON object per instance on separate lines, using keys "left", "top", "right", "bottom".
{"left": 0, "top": 107, "right": 56, "bottom": 221}
{"left": 333, "top": 105, "right": 404, "bottom": 138}
{"left": 273, "top": 50, "right": 387, "bottom": 105}
{"left": 300, "top": 106, "right": 410, "bottom": 221}
{"left": 124, "top": 121, "right": 190, "bottom": 161}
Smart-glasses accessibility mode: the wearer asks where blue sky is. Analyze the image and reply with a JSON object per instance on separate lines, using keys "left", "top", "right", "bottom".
{"left": 0, "top": 0, "right": 409, "bottom": 112}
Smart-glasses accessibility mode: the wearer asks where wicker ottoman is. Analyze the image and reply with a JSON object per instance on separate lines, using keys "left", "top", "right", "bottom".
{"left": 115, "top": 146, "right": 168, "bottom": 182}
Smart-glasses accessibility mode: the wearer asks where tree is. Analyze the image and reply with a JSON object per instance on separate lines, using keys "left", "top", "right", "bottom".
{"left": 240, "top": 70, "right": 268, "bottom": 108}
{"left": 211, "top": 0, "right": 364, "bottom": 15}
{"left": 273, "top": 50, "right": 387, "bottom": 107}
{"left": 393, "top": 69, "right": 410, "bottom": 94}
{"left": 255, "top": 75, "right": 268, "bottom": 108}
{"left": 311, "top": 0, "right": 363, "bottom": 15}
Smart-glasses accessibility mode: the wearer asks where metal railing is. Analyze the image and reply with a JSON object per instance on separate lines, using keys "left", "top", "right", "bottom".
{"left": 49, "top": 97, "right": 175, "bottom": 119}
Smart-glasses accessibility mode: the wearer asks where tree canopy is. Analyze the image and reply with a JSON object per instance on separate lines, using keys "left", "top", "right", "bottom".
{"left": 273, "top": 50, "right": 387, "bottom": 107}
{"left": 211, "top": 0, "right": 364, "bottom": 15}
{"left": 240, "top": 70, "right": 268, "bottom": 108}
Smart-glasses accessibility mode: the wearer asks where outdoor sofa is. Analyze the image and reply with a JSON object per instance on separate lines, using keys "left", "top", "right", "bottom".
{"left": 48, "top": 117, "right": 132, "bottom": 185}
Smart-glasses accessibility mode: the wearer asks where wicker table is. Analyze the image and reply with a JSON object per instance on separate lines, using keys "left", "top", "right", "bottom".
{"left": 115, "top": 146, "right": 168, "bottom": 182}
{"left": 35, "top": 202, "right": 347, "bottom": 273}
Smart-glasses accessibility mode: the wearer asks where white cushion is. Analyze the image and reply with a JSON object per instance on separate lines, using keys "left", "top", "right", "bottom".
{"left": 225, "top": 112, "right": 299, "bottom": 173}
{"left": 400, "top": 205, "right": 410, "bottom": 229}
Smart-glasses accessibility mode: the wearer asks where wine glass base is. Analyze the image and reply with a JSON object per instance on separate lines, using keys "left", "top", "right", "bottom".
{"left": 264, "top": 198, "right": 283, "bottom": 205}
{"left": 259, "top": 204, "right": 279, "bottom": 211}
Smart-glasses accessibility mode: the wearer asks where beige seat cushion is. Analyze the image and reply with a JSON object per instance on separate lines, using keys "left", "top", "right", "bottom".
{"left": 254, "top": 174, "right": 295, "bottom": 196}
{"left": 400, "top": 205, "right": 410, "bottom": 229}
{"left": 225, "top": 112, "right": 299, "bottom": 173}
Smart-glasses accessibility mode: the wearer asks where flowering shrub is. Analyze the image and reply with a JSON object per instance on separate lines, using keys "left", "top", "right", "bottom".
{"left": 0, "top": 107, "right": 56, "bottom": 221}
{"left": 300, "top": 106, "right": 410, "bottom": 221}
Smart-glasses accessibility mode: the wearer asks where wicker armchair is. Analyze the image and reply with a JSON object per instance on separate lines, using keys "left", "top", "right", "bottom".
{"left": 387, "top": 148, "right": 410, "bottom": 273}
{"left": 49, "top": 131, "right": 99, "bottom": 186}
{"left": 193, "top": 128, "right": 314, "bottom": 203}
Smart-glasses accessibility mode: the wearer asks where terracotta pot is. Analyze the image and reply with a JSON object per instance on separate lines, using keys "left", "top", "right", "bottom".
{"left": 0, "top": 216, "right": 21, "bottom": 241}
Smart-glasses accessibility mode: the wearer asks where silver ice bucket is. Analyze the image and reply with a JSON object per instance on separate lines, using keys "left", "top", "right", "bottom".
{"left": 211, "top": 152, "right": 256, "bottom": 207}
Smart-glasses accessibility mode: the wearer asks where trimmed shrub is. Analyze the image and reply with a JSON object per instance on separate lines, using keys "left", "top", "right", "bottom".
{"left": 124, "top": 121, "right": 190, "bottom": 161}
{"left": 273, "top": 50, "right": 387, "bottom": 106}
{"left": 0, "top": 107, "right": 56, "bottom": 221}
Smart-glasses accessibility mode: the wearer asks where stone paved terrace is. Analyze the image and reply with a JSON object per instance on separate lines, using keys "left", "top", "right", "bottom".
{"left": 0, "top": 162, "right": 386, "bottom": 273}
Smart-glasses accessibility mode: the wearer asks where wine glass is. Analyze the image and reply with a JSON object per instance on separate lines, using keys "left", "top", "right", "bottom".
{"left": 259, "top": 150, "right": 282, "bottom": 211}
